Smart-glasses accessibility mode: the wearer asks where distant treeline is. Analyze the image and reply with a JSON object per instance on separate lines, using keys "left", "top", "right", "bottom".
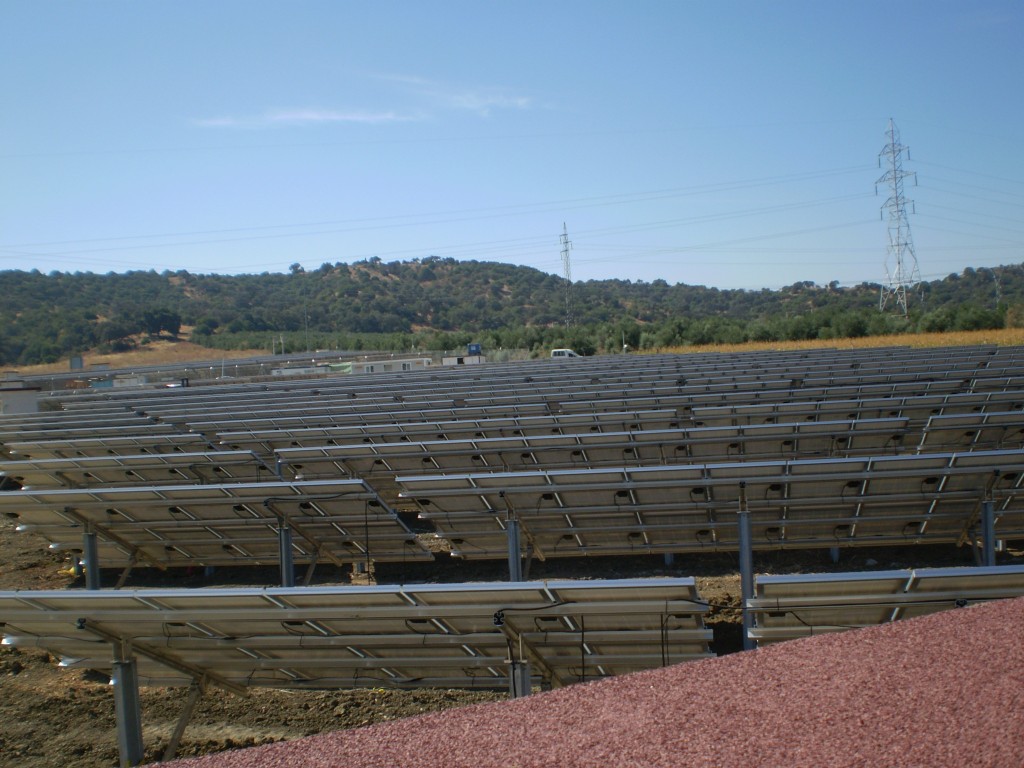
{"left": 1, "top": 257, "right": 1020, "bottom": 365}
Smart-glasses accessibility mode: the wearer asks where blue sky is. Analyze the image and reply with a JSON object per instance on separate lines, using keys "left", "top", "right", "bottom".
{"left": 2, "top": 1, "right": 1022, "bottom": 289}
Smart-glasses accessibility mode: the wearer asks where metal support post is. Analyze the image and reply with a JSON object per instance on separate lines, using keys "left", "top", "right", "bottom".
{"left": 278, "top": 522, "right": 295, "bottom": 588}
{"left": 112, "top": 643, "right": 145, "bottom": 767}
{"left": 83, "top": 524, "right": 101, "bottom": 591}
{"left": 501, "top": 491, "right": 524, "bottom": 582}
{"left": 737, "top": 482, "right": 755, "bottom": 651}
{"left": 507, "top": 519, "right": 524, "bottom": 582}
{"left": 982, "top": 499, "right": 997, "bottom": 568}
{"left": 508, "top": 658, "right": 532, "bottom": 698}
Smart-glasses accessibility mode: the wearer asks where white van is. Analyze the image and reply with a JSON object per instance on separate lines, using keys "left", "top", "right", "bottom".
{"left": 550, "top": 348, "right": 581, "bottom": 358}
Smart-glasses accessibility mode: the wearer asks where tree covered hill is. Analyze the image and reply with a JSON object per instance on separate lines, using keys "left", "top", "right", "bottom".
{"left": 1, "top": 257, "right": 1020, "bottom": 366}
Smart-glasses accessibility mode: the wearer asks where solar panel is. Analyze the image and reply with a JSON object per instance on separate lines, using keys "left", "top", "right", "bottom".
{"left": 0, "top": 421, "right": 178, "bottom": 447}
{"left": 0, "top": 412, "right": 151, "bottom": 442}
{"left": 917, "top": 411, "right": 1024, "bottom": 452}
{"left": 0, "top": 578, "right": 712, "bottom": 690}
{"left": 3, "top": 433, "right": 214, "bottom": 460}
{"left": 399, "top": 450, "right": 1024, "bottom": 559}
{"left": 0, "top": 450, "right": 275, "bottom": 489}
{"left": 0, "top": 479, "right": 431, "bottom": 570}
{"left": 747, "top": 564, "right": 1024, "bottom": 645}
{"left": 219, "top": 410, "right": 684, "bottom": 457}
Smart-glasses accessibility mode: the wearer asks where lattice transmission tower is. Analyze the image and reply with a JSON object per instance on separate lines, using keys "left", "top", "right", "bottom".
{"left": 560, "top": 222, "right": 574, "bottom": 329}
{"left": 876, "top": 118, "right": 922, "bottom": 316}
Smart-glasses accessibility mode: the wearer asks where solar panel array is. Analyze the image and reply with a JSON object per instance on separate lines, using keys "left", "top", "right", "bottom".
{"left": 398, "top": 449, "right": 1024, "bottom": 559}
{"left": 0, "top": 479, "right": 430, "bottom": 569}
{"left": 0, "top": 578, "right": 712, "bottom": 690}
{"left": 2, "top": 343, "right": 1024, "bottom": 750}
{"left": 4, "top": 345, "right": 1024, "bottom": 568}
{"left": 747, "top": 564, "right": 1024, "bottom": 645}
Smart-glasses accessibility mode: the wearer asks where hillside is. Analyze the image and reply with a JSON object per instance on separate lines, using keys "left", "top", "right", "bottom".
{"left": 1, "top": 258, "right": 1019, "bottom": 366}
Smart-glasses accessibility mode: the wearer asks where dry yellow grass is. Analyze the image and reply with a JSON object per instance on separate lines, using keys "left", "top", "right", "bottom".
{"left": 12, "top": 339, "right": 265, "bottom": 377}
{"left": 10, "top": 328, "right": 1024, "bottom": 378}
{"left": 651, "top": 328, "right": 1024, "bottom": 356}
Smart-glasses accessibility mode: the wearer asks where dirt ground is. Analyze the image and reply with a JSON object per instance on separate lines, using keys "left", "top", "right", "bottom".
{"left": 2, "top": 509, "right": 1004, "bottom": 768}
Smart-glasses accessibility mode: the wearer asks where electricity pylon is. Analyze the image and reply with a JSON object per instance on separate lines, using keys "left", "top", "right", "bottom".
{"left": 877, "top": 118, "right": 921, "bottom": 316}
{"left": 560, "top": 223, "right": 574, "bottom": 329}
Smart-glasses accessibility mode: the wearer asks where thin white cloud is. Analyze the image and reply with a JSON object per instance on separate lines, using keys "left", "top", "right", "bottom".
{"left": 193, "top": 109, "right": 423, "bottom": 129}
{"left": 193, "top": 75, "right": 531, "bottom": 128}
{"left": 377, "top": 73, "right": 533, "bottom": 117}
{"left": 266, "top": 109, "right": 421, "bottom": 125}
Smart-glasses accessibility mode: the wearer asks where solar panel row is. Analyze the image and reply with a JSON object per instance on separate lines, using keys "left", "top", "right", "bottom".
{"left": 747, "top": 564, "right": 1024, "bottom": 645}
{"left": 0, "top": 579, "right": 712, "bottom": 690}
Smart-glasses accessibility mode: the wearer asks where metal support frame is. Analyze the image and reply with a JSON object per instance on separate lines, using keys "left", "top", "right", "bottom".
{"left": 972, "top": 472, "right": 1001, "bottom": 567}
{"left": 66, "top": 506, "right": 168, "bottom": 584}
{"left": 83, "top": 524, "right": 101, "bottom": 590}
{"left": 737, "top": 482, "right": 755, "bottom": 651}
{"left": 263, "top": 497, "right": 352, "bottom": 586}
{"left": 495, "top": 616, "right": 562, "bottom": 689}
{"left": 78, "top": 618, "right": 247, "bottom": 767}
{"left": 507, "top": 657, "right": 532, "bottom": 698}
{"left": 982, "top": 499, "right": 997, "bottom": 568}
{"left": 506, "top": 518, "right": 524, "bottom": 582}
{"left": 162, "top": 682, "right": 204, "bottom": 763}
{"left": 522, "top": 542, "right": 535, "bottom": 580}
{"left": 111, "top": 642, "right": 144, "bottom": 767}
{"left": 114, "top": 556, "right": 137, "bottom": 590}
{"left": 278, "top": 522, "right": 295, "bottom": 588}
{"left": 501, "top": 491, "right": 524, "bottom": 582}
{"left": 302, "top": 552, "right": 320, "bottom": 586}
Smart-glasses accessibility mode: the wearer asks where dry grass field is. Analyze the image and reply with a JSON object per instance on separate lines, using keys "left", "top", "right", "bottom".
{"left": 655, "top": 326, "right": 1024, "bottom": 356}
{"left": 11, "top": 327, "right": 1024, "bottom": 379}
{"left": 12, "top": 338, "right": 264, "bottom": 377}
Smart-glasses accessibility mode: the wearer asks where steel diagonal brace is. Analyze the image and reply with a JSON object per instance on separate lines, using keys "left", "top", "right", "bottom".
{"left": 956, "top": 469, "right": 1003, "bottom": 548}
{"left": 500, "top": 492, "right": 547, "bottom": 563}
{"left": 63, "top": 507, "right": 168, "bottom": 572}
{"left": 496, "top": 617, "right": 565, "bottom": 689}
{"left": 263, "top": 498, "right": 346, "bottom": 567}
{"left": 76, "top": 618, "right": 248, "bottom": 697}
{"left": 162, "top": 681, "right": 205, "bottom": 763}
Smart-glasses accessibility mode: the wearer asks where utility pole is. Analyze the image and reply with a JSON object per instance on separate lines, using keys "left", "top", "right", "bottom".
{"left": 560, "top": 223, "right": 574, "bottom": 329}
{"left": 877, "top": 118, "right": 922, "bottom": 316}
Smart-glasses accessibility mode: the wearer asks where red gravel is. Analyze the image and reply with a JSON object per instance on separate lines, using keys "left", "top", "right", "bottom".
{"left": 164, "top": 597, "right": 1024, "bottom": 768}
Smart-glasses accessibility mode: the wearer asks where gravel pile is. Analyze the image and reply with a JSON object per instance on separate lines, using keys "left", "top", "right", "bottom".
{"left": 163, "top": 596, "right": 1024, "bottom": 768}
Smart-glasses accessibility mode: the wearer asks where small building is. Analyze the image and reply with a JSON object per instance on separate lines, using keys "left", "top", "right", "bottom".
{"left": 443, "top": 343, "right": 487, "bottom": 366}
{"left": 0, "top": 375, "right": 40, "bottom": 414}
{"left": 112, "top": 374, "right": 148, "bottom": 388}
{"left": 354, "top": 357, "right": 433, "bottom": 374}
